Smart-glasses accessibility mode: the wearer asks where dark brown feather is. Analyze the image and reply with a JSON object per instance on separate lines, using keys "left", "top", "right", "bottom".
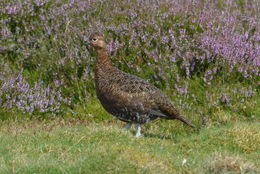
{"left": 90, "top": 33, "right": 195, "bottom": 127}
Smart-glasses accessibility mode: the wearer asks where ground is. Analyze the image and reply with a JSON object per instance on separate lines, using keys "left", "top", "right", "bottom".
{"left": 0, "top": 116, "right": 259, "bottom": 174}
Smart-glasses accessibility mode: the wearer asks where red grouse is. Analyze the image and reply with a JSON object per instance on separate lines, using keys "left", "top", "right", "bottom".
{"left": 89, "top": 32, "right": 195, "bottom": 137}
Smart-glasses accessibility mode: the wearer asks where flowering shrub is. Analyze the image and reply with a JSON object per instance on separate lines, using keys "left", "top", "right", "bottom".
{"left": 0, "top": 0, "right": 259, "bottom": 116}
{"left": 0, "top": 73, "right": 70, "bottom": 114}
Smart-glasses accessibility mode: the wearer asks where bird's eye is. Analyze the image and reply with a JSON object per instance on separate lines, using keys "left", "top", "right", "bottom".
{"left": 92, "top": 38, "right": 97, "bottom": 41}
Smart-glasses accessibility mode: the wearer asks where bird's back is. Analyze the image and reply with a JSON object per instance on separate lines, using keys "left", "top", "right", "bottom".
{"left": 94, "top": 65, "right": 191, "bottom": 124}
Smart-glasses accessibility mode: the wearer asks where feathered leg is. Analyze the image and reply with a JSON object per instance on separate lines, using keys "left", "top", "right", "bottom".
{"left": 135, "top": 124, "right": 142, "bottom": 137}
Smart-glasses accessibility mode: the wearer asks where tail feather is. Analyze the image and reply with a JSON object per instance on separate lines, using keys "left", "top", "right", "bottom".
{"left": 157, "top": 102, "right": 195, "bottom": 128}
{"left": 176, "top": 116, "right": 195, "bottom": 128}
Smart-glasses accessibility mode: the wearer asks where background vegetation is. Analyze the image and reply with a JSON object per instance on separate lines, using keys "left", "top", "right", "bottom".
{"left": 0, "top": 0, "right": 259, "bottom": 173}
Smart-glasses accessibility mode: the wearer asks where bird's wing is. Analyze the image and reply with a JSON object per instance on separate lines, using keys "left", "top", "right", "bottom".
{"left": 113, "top": 70, "right": 159, "bottom": 94}
{"left": 149, "top": 109, "right": 168, "bottom": 117}
{"left": 107, "top": 69, "right": 172, "bottom": 114}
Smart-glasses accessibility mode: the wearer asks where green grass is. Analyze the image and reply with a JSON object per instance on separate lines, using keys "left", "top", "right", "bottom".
{"left": 0, "top": 116, "right": 259, "bottom": 174}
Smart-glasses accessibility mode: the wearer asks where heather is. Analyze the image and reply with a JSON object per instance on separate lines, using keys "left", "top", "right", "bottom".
{"left": 1, "top": 0, "right": 259, "bottom": 118}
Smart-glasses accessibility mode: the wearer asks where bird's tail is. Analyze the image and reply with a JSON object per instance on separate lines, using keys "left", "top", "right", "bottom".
{"left": 176, "top": 116, "right": 195, "bottom": 128}
{"left": 157, "top": 101, "right": 195, "bottom": 128}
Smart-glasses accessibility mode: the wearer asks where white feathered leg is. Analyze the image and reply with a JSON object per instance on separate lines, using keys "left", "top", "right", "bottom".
{"left": 135, "top": 124, "right": 142, "bottom": 137}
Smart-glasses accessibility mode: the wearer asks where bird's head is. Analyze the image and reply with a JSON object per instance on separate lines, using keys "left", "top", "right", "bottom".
{"left": 89, "top": 32, "right": 106, "bottom": 50}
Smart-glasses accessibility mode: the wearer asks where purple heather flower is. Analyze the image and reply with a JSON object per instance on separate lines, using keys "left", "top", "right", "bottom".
{"left": 170, "top": 57, "right": 176, "bottom": 62}
{"left": 220, "top": 94, "right": 230, "bottom": 104}
{"left": 5, "top": 5, "right": 19, "bottom": 15}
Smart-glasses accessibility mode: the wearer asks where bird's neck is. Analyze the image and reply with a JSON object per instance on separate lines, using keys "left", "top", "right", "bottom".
{"left": 96, "top": 48, "right": 112, "bottom": 67}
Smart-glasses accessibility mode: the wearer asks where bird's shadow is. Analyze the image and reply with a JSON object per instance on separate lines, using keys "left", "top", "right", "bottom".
{"left": 142, "top": 132, "right": 176, "bottom": 140}
{"left": 134, "top": 127, "right": 201, "bottom": 140}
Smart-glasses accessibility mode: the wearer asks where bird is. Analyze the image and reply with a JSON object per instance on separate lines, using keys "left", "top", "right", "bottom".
{"left": 89, "top": 32, "right": 195, "bottom": 137}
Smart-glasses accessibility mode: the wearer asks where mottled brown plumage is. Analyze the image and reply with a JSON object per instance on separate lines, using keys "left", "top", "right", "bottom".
{"left": 89, "top": 32, "right": 195, "bottom": 137}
